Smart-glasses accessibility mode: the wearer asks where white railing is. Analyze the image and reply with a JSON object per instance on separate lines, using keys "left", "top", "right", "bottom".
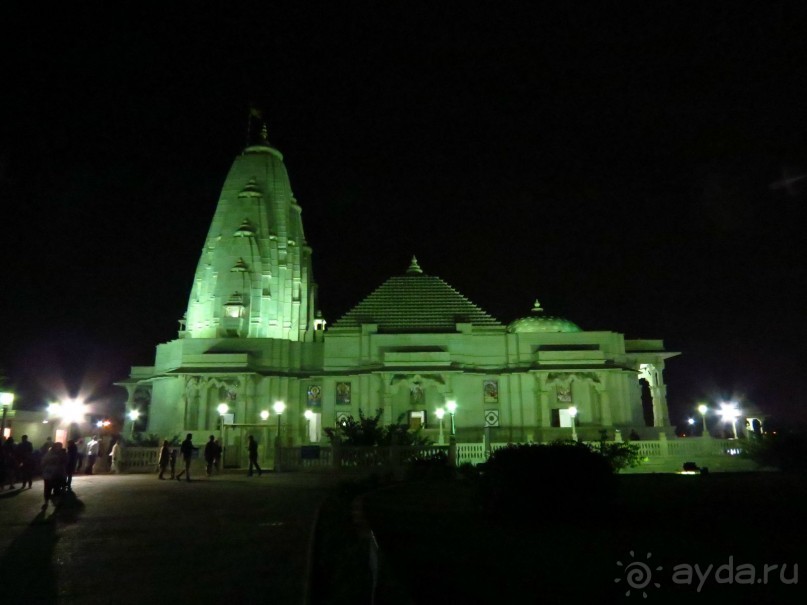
{"left": 122, "top": 438, "right": 745, "bottom": 473}
{"left": 120, "top": 447, "right": 159, "bottom": 472}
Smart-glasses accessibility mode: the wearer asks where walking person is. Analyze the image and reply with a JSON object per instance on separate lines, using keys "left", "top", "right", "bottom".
{"left": 65, "top": 439, "right": 78, "bottom": 491}
{"left": 17, "top": 434, "right": 34, "bottom": 489}
{"left": 109, "top": 440, "right": 122, "bottom": 473}
{"left": 41, "top": 442, "right": 67, "bottom": 509}
{"left": 85, "top": 435, "right": 100, "bottom": 474}
{"left": 157, "top": 440, "right": 171, "bottom": 479}
{"left": 204, "top": 435, "right": 216, "bottom": 477}
{"left": 175, "top": 434, "right": 197, "bottom": 482}
{"left": 247, "top": 435, "right": 262, "bottom": 477}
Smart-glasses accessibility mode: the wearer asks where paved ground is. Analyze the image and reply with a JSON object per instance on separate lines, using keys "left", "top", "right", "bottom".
{"left": 0, "top": 470, "right": 344, "bottom": 605}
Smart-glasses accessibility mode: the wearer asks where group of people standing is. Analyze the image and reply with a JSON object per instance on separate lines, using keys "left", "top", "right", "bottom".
{"left": 0, "top": 434, "right": 105, "bottom": 509}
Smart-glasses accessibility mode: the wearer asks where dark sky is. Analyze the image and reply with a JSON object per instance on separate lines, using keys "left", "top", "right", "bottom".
{"left": 2, "top": 3, "right": 807, "bottom": 427}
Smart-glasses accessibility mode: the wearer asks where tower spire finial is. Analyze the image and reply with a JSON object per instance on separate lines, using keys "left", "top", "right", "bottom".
{"left": 407, "top": 255, "right": 423, "bottom": 274}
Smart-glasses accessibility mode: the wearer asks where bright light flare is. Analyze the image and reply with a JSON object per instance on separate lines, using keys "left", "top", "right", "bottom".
{"left": 217, "top": 403, "right": 229, "bottom": 416}
{"left": 435, "top": 408, "right": 445, "bottom": 420}
{"left": 260, "top": 410, "right": 270, "bottom": 420}
{"left": 304, "top": 409, "right": 314, "bottom": 420}
{"left": 568, "top": 406, "right": 578, "bottom": 418}
{"left": 273, "top": 401, "right": 286, "bottom": 415}
{"left": 718, "top": 402, "right": 741, "bottom": 422}
{"left": 446, "top": 400, "right": 457, "bottom": 413}
{"left": 128, "top": 409, "right": 140, "bottom": 422}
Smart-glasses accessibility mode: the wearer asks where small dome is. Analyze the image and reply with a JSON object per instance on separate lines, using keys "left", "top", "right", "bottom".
{"left": 231, "top": 258, "right": 249, "bottom": 272}
{"left": 507, "top": 300, "right": 581, "bottom": 333}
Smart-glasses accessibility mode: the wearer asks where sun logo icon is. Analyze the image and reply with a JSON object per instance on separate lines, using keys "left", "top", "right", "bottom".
{"left": 615, "top": 550, "right": 662, "bottom": 598}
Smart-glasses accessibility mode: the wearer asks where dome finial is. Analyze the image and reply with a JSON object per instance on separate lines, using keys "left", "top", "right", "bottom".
{"left": 407, "top": 255, "right": 423, "bottom": 275}
{"left": 532, "top": 300, "right": 544, "bottom": 313}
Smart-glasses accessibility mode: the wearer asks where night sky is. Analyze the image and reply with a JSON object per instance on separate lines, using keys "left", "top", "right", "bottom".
{"left": 3, "top": 3, "right": 807, "bottom": 428}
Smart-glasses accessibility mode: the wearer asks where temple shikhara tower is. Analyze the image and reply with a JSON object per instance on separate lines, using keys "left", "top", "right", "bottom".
{"left": 120, "top": 116, "right": 676, "bottom": 467}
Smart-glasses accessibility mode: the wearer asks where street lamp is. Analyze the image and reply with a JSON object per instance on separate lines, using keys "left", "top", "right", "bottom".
{"left": 260, "top": 410, "right": 270, "bottom": 421}
{"left": 445, "top": 400, "right": 457, "bottom": 437}
{"left": 568, "top": 406, "right": 578, "bottom": 442}
{"left": 1, "top": 391, "right": 14, "bottom": 438}
{"left": 719, "top": 402, "right": 741, "bottom": 439}
{"left": 697, "top": 404, "right": 709, "bottom": 437}
{"left": 128, "top": 409, "right": 140, "bottom": 437}
{"left": 435, "top": 407, "right": 445, "bottom": 445}
{"left": 304, "top": 409, "right": 314, "bottom": 443}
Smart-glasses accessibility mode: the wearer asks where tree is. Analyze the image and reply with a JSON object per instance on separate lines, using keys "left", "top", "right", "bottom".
{"left": 324, "top": 408, "right": 432, "bottom": 447}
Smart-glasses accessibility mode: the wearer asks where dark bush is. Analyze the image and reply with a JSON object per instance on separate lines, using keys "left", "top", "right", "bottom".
{"left": 404, "top": 450, "right": 453, "bottom": 481}
{"left": 478, "top": 442, "right": 616, "bottom": 522}
{"left": 742, "top": 431, "right": 807, "bottom": 473}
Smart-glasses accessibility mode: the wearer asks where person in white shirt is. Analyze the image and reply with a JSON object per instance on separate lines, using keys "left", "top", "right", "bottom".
{"left": 85, "top": 436, "right": 100, "bottom": 474}
{"left": 109, "top": 440, "right": 122, "bottom": 473}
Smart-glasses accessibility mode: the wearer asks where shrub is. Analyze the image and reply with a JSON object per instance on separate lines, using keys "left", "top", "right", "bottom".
{"left": 404, "top": 450, "right": 453, "bottom": 481}
{"left": 479, "top": 442, "right": 616, "bottom": 522}
{"left": 741, "top": 431, "right": 807, "bottom": 473}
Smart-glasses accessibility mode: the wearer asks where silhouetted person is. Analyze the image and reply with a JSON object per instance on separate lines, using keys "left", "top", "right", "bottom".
{"left": 17, "top": 434, "right": 34, "bottom": 489}
{"left": 66, "top": 439, "right": 78, "bottom": 491}
{"left": 76, "top": 437, "right": 87, "bottom": 471}
{"left": 175, "top": 434, "right": 197, "bottom": 482}
{"left": 39, "top": 437, "right": 53, "bottom": 455}
{"left": 169, "top": 448, "right": 177, "bottom": 479}
{"left": 629, "top": 429, "right": 641, "bottom": 441}
{"left": 204, "top": 435, "right": 216, "bottom": 476}
{"left": 247, "top": 435, "right": 262, "bottom": 477}
{"left": 41, "top": 442, "right": 67, "bottom": 509}
{"left": 158, "top": 440, "right": 171, "bottom": 479}
{"left": 213, "top": 439, "right": 223, "bottom": 471}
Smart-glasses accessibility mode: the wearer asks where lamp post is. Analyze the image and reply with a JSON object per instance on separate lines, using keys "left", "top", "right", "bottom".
{"left": 569, "top": 406, "right": 578, "bottom": 442}
{"left": 445, "top": 400, "right": 457, "bottom": 437}
{"left": 304, "top": 409, "right": 314, "bottom": 443}
{"left": 128, "top": 409, "right": 140, "bottom": 438}
{"left": 217, "top": 403, "right": 229, "bottom": 437}
{"left": 1, "top": 391, "right": 15, "bottom": 438}
{"left": 435, "top": 407, "right": 445, "bottom": 445}
{"left": 273, "top": 401, "right": 285, "bottom": 472}
{"left": 216, "top": 403, "right": 229, "bottom": 467}
{"left": 719, "top": 402, "right": 741, "bottom": 439}
{"left": 698, "top": 404, "right": 709, "bottom": 437}
{"left": 273, "top": 401, "right": 286, "bottom": 439}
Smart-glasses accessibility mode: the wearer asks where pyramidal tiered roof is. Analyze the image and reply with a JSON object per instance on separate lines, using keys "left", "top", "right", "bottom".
{"left": 332, "top": 257, "right": 503, "bottom": 332}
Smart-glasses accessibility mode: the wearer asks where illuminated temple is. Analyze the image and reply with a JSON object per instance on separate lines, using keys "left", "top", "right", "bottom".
{"left": 121, "top": 121, "right": 677, "bottom": 464}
